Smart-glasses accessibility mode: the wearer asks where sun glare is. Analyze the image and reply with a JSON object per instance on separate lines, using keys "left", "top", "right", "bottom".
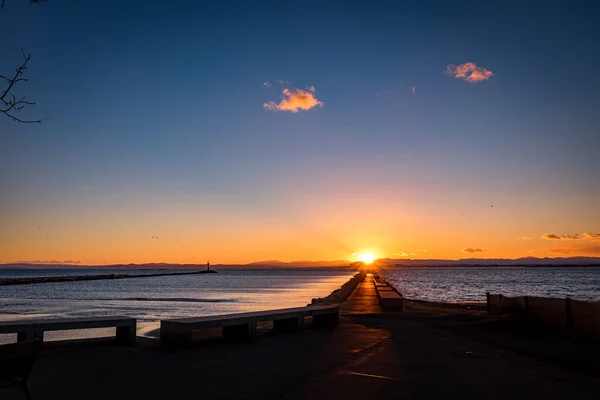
{"left": 358, "top": 252, "right": 377, "bottom": 264}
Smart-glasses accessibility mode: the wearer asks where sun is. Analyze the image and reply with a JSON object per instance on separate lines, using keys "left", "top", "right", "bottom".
{"left": 358, "top": 252, "right": 377, "bottom": 264}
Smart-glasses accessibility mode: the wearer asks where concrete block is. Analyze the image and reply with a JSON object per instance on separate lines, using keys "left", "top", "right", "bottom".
{"left": 379, "top": 291, "right": 403, "bottom": 311}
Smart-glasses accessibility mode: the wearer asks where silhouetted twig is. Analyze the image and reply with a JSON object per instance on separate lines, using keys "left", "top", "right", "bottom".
{"left": 1, "top": 50, "right": 47, "bottom": 123}
{"left": 1, "top": 0, "right": 48, "bottom": 123}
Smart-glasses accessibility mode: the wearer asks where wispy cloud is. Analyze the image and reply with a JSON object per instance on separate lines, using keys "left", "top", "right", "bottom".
{"left": 517, "top": 236, "right": 532, "bottom": 240}
{"left": 263, "top": 81, "right": 271, "bottom": 88}
{"left": 395, "top": 252, "right": 409, "bottom": 257}
{"left": 264, "top": 84, "right": 323, "bottom": 113}
{"left": 541, "top": 233, "right": 600, "bottom": 241}
{"left": 412, "top": 86, "right": 416, "bottom": 94}
{"left": 445, "top": 62, "right": 493, "bottom": 83}
{"left": 546, "top": 245, "right": 600, "bottom": 256}
{"left": 15, "top": 260, "right": 81, "bottom": 264}
{"left": 462, "top": 248, "right": 484, "bottom": 253}
{"left": 546, "top": 248, "right": 573, "bottom": 255}
{"left": 541, "top": 233, "right": 580, "bottom": 240}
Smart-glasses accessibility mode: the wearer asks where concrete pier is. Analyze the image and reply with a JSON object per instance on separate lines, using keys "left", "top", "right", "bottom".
{"left": 340, "top": 273, "right": 382, "bottom": 315}
{"left": 3, "top": 273, "right": 600, "bottom": 399}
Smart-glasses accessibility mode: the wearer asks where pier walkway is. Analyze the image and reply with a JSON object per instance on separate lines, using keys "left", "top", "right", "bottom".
{"left": 340, "top": 273, "right": 381, "bottom": 315}
{"left": 3, "top": 274, "right": 599, "bottom": 399}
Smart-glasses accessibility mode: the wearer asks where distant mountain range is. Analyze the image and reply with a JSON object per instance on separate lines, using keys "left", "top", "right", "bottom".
{"left": 378, "top": 256, "right": 600, "bottom": 267}
{"left": 1, "top": 257, "right": 599, "bottom": 269}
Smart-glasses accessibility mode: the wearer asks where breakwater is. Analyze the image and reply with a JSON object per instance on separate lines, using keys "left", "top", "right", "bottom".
{"left": 309, "top": 270, "right": 366, "bottom": 305}
{"left": 0, "top": 270, "right": 217, "bottom": 286}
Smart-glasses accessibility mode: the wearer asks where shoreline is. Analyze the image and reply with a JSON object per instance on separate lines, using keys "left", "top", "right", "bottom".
{"left": 0, "top": 269, "right": 217, "bottom": 286}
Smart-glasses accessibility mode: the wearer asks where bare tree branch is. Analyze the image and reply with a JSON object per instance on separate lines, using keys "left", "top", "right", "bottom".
{"left": 0, "top": 50, "right": 48, "bottom": 123}
{"left": 2, "top": 0, "right": 47, "bottom": 10}
{"left": 1, "top": 0, "right": 49, "bottom": 123}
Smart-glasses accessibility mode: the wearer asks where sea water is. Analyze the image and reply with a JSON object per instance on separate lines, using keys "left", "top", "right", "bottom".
{"left": 380, "top": 266, "right": 600, "bottom": 302}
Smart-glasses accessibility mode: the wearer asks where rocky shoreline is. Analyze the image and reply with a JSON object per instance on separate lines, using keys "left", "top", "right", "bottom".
{"left": 309, "top": 270, "right": 366, "bottom": 305}
{"left": 0, "top": 270, "right": 217, "bottom": 286}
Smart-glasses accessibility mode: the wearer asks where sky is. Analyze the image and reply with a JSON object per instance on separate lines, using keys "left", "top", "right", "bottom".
{"left": 1, "top": 1, "right": 599, "bottom": 265}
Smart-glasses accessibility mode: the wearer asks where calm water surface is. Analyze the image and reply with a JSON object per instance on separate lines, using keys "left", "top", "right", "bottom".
{"left": 380, "top": 267, "right": 600, "bottom": 302}
{"left": 0, "top": 268, "right": 356, "bottom": 322}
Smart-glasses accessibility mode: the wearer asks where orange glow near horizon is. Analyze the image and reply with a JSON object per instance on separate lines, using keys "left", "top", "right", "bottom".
{"left": 357, "top": 252, "right": 377, "bottom": 264}
{"left": 0, "top": 185, "right": 599, "bottom": 265}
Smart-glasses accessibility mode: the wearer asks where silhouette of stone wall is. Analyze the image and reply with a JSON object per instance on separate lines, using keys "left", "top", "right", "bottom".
{"left": 570, "top": 299, "right": 600, "bottom": 337}
{"left": 486, "top": 293, "right": 502, "bottom": 313}
{"left": 486, "top": 293, "right": 600, "bottom": 338}
{"left": 525, "top": 296, "right": 567, "bottom": 328}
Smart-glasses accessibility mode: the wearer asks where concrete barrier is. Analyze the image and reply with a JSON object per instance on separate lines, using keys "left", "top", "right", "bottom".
{"left": 501, "top": 295, "right": 527, "bottom": 313}
{"left": 487, "top": 293, "right": 600, "bottom": 339}
{"left": 161, "top": 305, "right": 340, "bottom": 348}
{"left": 372, "top": 273, "right": 403, "bottom": 311}
{"left": 0, "top": 316, "right": 137, "bottom": 345}
{"left": 525, "top": 297, "right": 567, "bottom": 328}
{"left": 569, "top": 299, "right": 600, "bottom": 337}
{"left": 378, "top": 291, "right": 403, "bottom": 311}
{"left": 486, "top": 293, "right": 502, "bottom": 314}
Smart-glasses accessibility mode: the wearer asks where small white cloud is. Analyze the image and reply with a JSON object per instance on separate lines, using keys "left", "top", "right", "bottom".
{"left": 412, "top": 86, "right": 415, "bottom": 94}
{"left": 445, "top": 62, "right": 493, "bottom": 83}
{"left": 263, "top": 81, "right": 271, "bottom": 88}
{"left": 517, "top": 236, "right": 532, "bottom": 240}
{"left": 264, "top": 87, "right": 324, "bottom": 113}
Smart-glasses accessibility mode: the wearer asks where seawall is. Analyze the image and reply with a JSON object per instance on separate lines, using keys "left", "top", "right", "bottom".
{"left": 487, "top": 293, "right": 600, "bottom": 338}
